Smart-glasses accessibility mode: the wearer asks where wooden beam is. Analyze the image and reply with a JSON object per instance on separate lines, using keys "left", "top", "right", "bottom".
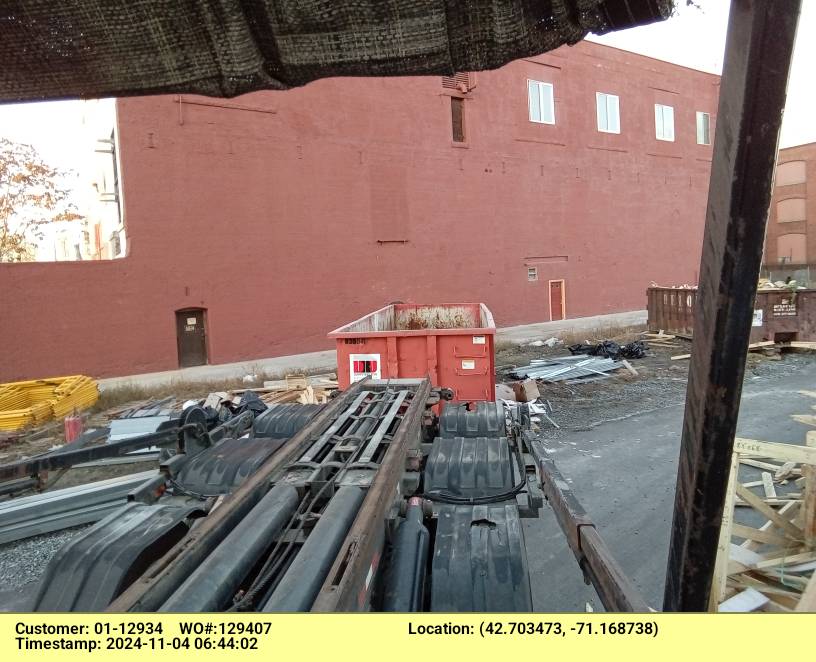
{"left": 709, "top": 453, "right": 739, "bottom": 611}
{"left": 795, "top": 572, "right": 816, "bottom": 612}
{"left": 761, "top": 472, "right": 776, "bottom": 499}
{"left": 663, "top": 0, "right": 802, "bottom": 612}
{"left": 734, "top": 437, "right": 816, "bottom": 465}
{"left": 735, "top": 483, "right": 804, "bottom": 540}
{"left": 730, "top": 523, "right": 790, "bottom": 547}
{"left": 754, "top": 551, "right": 816, "bottom": 570}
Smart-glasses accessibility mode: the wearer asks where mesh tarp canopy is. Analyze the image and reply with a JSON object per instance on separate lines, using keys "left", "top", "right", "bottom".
{"left": 1, "top": 0, "right": 673, "bottom": 103}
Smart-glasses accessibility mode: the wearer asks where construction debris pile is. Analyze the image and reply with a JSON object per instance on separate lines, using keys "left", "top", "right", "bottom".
{"left": 0, "top": 376, "right": 98, "bottom": 432}
{"left": 711, "top": 394, "right": 816, "bottom": 612}
{"left": 758, "top": 278, "right": 805, "bottom": 291}
{"left": 568, "top": 339, "right": 648, "bottom": 360}
{"left": 219, "top": 373, "right": 338, "bottom": 408}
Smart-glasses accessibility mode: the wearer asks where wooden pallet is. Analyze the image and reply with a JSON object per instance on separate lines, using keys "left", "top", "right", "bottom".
{"left": 710, "top": 403, "right": 816, "bottom": 612}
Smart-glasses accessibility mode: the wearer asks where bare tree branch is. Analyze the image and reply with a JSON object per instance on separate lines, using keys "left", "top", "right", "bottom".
{"left": 0, "top": 137, "right": 83, "bottom": 262}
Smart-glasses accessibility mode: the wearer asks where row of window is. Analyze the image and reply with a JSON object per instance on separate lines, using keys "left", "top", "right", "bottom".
{"left": 526, "top": 80, "right": 711, "bottom": 145}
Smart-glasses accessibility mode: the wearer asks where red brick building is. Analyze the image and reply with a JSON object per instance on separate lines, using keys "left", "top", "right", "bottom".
{"left": 762, "top": 142, "right": 816, "bottom": 285}
{"left": 0, "top": 42, "right": 719, "bottom": 381}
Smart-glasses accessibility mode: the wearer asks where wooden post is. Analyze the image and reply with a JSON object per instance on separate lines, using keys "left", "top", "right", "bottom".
{"left": 708, "top": 452, "right": 738, "bottom": 611}
{"left": 663, "top": 0, "right": 801, "bottom": 612}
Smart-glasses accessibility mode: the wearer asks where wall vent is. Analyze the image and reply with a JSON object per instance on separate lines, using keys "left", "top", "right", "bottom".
{"left": 442, "top": 72, "right": 472, "bottom": 92}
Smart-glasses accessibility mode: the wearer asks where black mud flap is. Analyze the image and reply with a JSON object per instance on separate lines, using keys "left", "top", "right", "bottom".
{"left": 32, "top": 499, "right": 204, "bottom": 611}
{"left": 430, "top": 504, "right": 532, "bottom": 612}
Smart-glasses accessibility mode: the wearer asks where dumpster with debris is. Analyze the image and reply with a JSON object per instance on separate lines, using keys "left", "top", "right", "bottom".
{"left": 329, "top": 303, "right": 495, "bottom": 401}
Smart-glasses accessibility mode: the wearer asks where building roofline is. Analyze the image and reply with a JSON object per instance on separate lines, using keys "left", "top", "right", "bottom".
{"left": 581, "top": 38, "right": 722, "bottom": 78}
{"left": 779, "top": 141, "right": 816, "bottom": 153}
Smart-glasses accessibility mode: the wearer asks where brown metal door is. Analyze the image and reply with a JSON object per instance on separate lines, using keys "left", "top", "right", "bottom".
{"left": 549, "top": 281, "right": 564, "bottom": 321}
{"left": 176, "top": 309, "right": 207, "bottom": 367}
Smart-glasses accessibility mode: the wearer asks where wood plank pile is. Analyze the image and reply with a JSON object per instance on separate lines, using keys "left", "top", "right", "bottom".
{"left": 710, "top": 394, "right": 816, "bottom": 612}
{"left": 671, "top": 340, "right": 777, "bottom": 361}
{"left": 641, "top": 331, "right": 683, "bottom": 349}
{"left": 227, "top": 373, "right": 338, "bottom": 406}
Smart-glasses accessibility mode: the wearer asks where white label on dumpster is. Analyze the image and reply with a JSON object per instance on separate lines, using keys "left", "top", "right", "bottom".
{"left": 461, "top": 359, "right": 476, "bottom": 370}
{"left": 187, "top": 317, "right": 197, "bottom": 325}
{"left": 472, "top": 335, "right": 486, "bottom": 344}
{"left": 350, "top": 353, "right": 381, "bottom": 382}
{"left": 752, "top": 309, "right": 763, "bottom": 327}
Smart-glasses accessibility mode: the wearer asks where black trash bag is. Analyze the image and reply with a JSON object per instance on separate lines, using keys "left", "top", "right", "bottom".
{"left": 233, "top": 390, "right": 268, "bottom": 416}
{"left": 590, "top": 340, "right": 622, "bottom": 358}
{"left": 619, "top": 340, "right": 648, "bottom": 359}
{"left": 567, "top": 343, "right": 595, "bottom": 355}
{"left": 568, "top": 339, "right": 647, "bottom": 360}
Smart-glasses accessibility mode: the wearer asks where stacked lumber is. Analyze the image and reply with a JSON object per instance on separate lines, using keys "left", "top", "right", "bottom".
{"left": 788, "top": 341, "right": 816, "bottom": 352}
{"left": 671, "top": 341, "right": 775, "bottom": 361}
{"left": 710, "top": 403, "right": 816, "bottom": 612}
{"left": 229, "top": 373, "right": 338, "bottom": 406}
{"left": 672, "top": 340, "right": 816, "bottom": 361}
{"left": 641, "top": 331, "right": 682, "bottom": 348}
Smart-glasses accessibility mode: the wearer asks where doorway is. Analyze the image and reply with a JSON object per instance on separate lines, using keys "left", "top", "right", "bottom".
{"left": 176, "top": 308, "right": 208, "bottom": 368}
{"left": 549, "top": 280, "right": 565, "bottom": 321}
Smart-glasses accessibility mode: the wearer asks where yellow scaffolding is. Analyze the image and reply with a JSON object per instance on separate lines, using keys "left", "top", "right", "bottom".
{"left": 0, "top": 376, "right": 99, "bottom": 432}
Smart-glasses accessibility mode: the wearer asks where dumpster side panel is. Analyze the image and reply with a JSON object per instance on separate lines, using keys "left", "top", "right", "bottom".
{"left": 396, "top": 336, "right": 431, "bottom": 381}
{"left": 333, "top": 304, "right": 496, "bottom": 400}
{"left": 750, "top": 290, "right": 816, "bottom": 342}
{"left": 435, "top": 333, "right": 495, "bottom": 401}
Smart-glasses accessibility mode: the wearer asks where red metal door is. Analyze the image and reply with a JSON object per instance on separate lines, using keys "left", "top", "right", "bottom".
{"left": 550, "top": 281, "right": 564, "bottom": 321}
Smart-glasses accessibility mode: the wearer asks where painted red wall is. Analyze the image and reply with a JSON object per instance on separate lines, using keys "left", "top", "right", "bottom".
{"left": 0, "top": 41, "right": 719, "bottom": 381}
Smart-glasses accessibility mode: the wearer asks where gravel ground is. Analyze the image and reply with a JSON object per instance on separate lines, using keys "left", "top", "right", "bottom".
{"left": 0, "top": 524, "right": 91, "bottom": 594}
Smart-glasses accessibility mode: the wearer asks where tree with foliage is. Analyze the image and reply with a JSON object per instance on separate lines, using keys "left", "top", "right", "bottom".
{"left": 0, "top": 137, "right": 83, "bottom": 262}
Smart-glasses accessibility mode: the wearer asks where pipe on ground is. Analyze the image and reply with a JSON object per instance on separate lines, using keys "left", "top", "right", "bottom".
{"left": 261, "top": 486, "right": 365, "bottom": 612}
{"left": 159, "top": 483, "right": 298, "bottom": 612}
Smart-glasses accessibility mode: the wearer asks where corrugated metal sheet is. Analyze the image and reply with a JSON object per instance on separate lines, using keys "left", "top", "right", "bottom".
{"left": 512, "top": 356, "right": 621, "bottom": 381}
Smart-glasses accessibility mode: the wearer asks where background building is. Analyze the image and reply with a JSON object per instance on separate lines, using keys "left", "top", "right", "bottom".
{"left": 0, "top": 41, "right": 719, "bottom": 381}
{"left": 762, "top": 142, "right": 816, "bottom": 285}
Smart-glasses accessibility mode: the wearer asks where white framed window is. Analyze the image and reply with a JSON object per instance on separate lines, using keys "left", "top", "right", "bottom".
{"left": 528, "top": 80, "right": 555, "bottom": 124}
{"left": 696, "top": 111, "right": 711, "bottom": 145}
{"left": 655, "top": 104, "right": 675, "bottom": 141}
{"left": 596, "top": 92, "right": 620, "bottom": 133}
{"left": 527, "top": 267, "right": 538, "bottom": 281}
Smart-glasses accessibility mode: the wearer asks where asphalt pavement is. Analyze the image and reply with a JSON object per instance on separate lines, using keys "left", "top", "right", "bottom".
{"left": 523, "top": 358, "right": 815, "bottom": 611}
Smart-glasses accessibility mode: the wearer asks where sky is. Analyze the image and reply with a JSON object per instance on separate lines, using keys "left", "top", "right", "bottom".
{"left": 590, "top": 0, "right": 816, "bottom": 149}
{"left": 0, "top": 1, "right": 813, "bottom": 171}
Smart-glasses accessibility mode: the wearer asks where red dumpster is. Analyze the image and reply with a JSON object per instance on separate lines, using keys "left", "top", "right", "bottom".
{"left": 328, "top": 303, "right": 496, "bottom": 401}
